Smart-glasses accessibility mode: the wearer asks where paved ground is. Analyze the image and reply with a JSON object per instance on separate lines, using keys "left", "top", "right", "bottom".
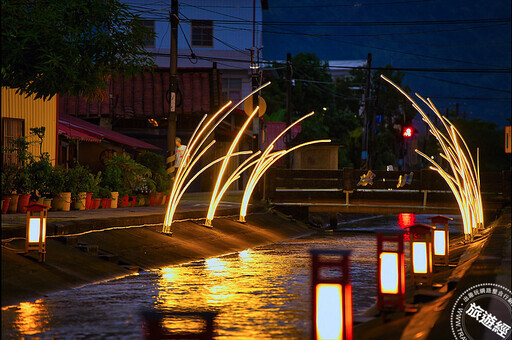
{"left": 1, "top": 191, "right": 254, "bottom": 240}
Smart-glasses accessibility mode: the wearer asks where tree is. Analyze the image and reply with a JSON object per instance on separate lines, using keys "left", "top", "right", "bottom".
{"left": 1, "top": 0, "right": 155, "bottom": 100}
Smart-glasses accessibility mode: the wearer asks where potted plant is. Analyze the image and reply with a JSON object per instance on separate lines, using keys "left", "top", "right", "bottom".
{"left": 1, "top": 164, "right": 19, "bottom": 213}
{"left": 137, "top": 151, "right": 171, "bottom": 206}
{"left": 50, "top": 166, "right": 73, "bottom": 211}
{"left": 101, "top": 161, "right": 123, "bottom": 208}
{"left": 68, "top": 162, "right": 92, "bottom": 210}
{"left": 106, "top": 153, "right": 155, "bottom": 206}
{"left": 84, "top": 171, "right": 101, "bottom": 209}
{"left": 97, "top": 186, "right": 112, "bottom": 209}
{"left": 28, "top": 152, "right": 54, "bottom": 202}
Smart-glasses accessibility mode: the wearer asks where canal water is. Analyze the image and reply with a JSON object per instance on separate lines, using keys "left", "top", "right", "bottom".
{"left": 2, "top": 213, "right": 462, "bottom": 339}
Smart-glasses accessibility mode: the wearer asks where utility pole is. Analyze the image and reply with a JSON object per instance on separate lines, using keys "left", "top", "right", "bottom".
{"left": 250, "top": 0, "right": 262, "bottom": 197}
{"left": 360, "top": 52, "right": 372, "bottom": 170}
{"left": 285, "top": 52, "right": 293, "bottom": 168}
{"left": 166, "top": 0, "right": 179, "bottom": 177}
{"left": 369, "top": 76, "right": 379, "bottom": 169}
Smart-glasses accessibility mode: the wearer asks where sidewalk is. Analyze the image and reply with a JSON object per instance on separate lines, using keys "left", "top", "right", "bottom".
{"left": 1, "top": 191, "right": 259, "bottom": 240}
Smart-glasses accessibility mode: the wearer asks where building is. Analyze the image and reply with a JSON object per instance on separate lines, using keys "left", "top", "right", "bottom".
{"left": 1, "top": 87, "right": 58, "bottom": 165}
{"left": 130, "top": 0, "right": 267, "bottom": 104}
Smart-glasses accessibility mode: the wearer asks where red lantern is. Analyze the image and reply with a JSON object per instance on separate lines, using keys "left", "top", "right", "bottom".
{"left": 311, "top": 250, "right": 352, "bottom": 340}
{"left": 377, "top": 232, "right": 406, "bottom": 312}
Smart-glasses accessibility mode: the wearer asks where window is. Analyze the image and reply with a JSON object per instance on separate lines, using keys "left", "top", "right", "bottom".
{"left": 222, "top": 78, "right": 242, "bottom": 102}
{"left": 191, "top": 20, "right": 213, "bottom": 47}
{"left": 2, "top": 118, "right": 24, "bottom": 165}
{"left": 138, "top": 19, "right": 155, "bottom": 48}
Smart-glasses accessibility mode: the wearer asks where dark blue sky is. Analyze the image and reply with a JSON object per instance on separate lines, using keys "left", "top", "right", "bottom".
{"left": 262, "top": 0, "right": 511, "bottom": 127}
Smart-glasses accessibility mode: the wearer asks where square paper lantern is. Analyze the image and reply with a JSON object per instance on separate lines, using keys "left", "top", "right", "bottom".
{"left": 427, "top": 215, "right": 453, "bottom": 266}
{"left": 310, "top": 249, "right": 352, "bottom": 340}
{"left": 377, "top": 232, "right": 405, "bottom": 312}
{"left": 407, "top": 224, "right": 434, "bottom": 287}
{"left": 25, "top": 203, "right": 49, "bottom": 262}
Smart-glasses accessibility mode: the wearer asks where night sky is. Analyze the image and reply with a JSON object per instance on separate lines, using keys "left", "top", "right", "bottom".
{"left": 262, "top": 0, "right": 511, "bottom": 127}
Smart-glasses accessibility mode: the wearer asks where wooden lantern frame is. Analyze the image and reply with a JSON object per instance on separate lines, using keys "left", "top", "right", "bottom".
{"left": 310, "top": 249, "right": 353, "bottom": 340}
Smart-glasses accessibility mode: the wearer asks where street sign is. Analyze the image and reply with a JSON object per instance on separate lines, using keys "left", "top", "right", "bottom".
{"left": 244, "top": 95, "right": 267, "bottom": 117}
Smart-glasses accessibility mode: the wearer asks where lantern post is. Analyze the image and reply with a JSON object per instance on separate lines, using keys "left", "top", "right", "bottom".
{"left": 407, "top": 224, "right": 434, "bottom": 287}
{"left": 25, "top": 203, "right": 49, "bottom": 262}
{"left": 310, "top": 249, "right": 353, "bottom": 340}
{"left": 428, "top": 215, "right": 453, "bottom": 267}
{"left": 376, "top": 232, "right": 406, "bottom": 312}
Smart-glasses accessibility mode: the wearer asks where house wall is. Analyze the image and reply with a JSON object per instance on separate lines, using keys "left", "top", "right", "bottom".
{"left": 123, "top": 0, "right": 262, "bottom": 101}
{"left": 1, "top": 87, "right": 58, "bottom": 165}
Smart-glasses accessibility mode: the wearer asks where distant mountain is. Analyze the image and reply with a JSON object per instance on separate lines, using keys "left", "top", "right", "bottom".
{"left": 262, "top": 0, "right": 511, "bottom": 127}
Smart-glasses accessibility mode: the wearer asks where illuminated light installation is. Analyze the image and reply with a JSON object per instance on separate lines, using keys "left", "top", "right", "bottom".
{"left": 310, "top": 249, "right": 353, "bottom": 340}
{"left": 162, "top": 83, "right": 271, "bottom": 233}
{"left": 407, "top": 224, "right": 434, "bottom": 287}
{"left": 204, "top": 106, "right": 260, "bottom": 227}
{"left": 239, "top": 139, "right": 330, "bottom": 222}
{"left": 381, "top": 75, "right": 483, "bottom": 241}
{"left": 377, "top": 232, "right": 405, "bottom": 312}
{"left": 25, "top": 203, "right": 49, "bottom": 262}
{"left": 238, "top": 111, "right": 329, "bottom": 222}
{"left": 428, "top": 215, "right": 453, "bottom": 266}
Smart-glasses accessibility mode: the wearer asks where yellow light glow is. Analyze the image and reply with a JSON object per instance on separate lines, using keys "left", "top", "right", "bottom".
{"left": 379, "top": 252, "right": 399, "bottom": 294}
{"left": 382, "top": 75, "right": 483, "bottom": 241}
{"left": 28, "top": 218, "right": 45, "bottom": 244}
{"left": 316, "top": 283, "right": 343, "bottom": 340}
{"left": 162, "top": 82, "right": 271, "bottom": 232}
{"left": 239, "top": 139, "right": 330, "bottom": 220}
{"left": 412, "top": 242, "right": 428, "bottom": 274}
{"left": 433, "top": 230, "right": 446, "bottom": 256}
{"left": 206, "top": 106, "right": 259, "bottom": 223}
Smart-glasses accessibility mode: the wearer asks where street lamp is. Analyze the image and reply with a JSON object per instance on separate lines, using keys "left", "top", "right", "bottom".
{"left": 310, "top": 249, "right": 352, "bottom": 340}
{"left": 25, "top": 203, "right": 49, "bottom": 262}
{"left": 407, "top": 224, "right": 434, "bottom": 287}
{"left": 377, "top": 232, "right": 406, "bottom": 312}
{"left": 428, "top": 215, "right": 453, "bottom": 266}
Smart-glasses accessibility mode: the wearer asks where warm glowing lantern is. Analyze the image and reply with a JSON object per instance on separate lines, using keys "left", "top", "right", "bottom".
{"left": 407, "top": 224, "right": 434, "bottom": 286}
{"left": 310, "top": 249, "right": 352, "bottom": 340}
{"left": 25, "top": 203, "right": 49, "bottom": 262}
{"left": 377, "top": 232, "right": 405, "bottom": 312}
{"left": 428, "top": 215, "right": 453, "bottom": 266}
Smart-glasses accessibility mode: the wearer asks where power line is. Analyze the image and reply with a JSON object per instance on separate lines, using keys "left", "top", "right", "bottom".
{"left": 153, "top": 52, "right": 512, "bottom": 74}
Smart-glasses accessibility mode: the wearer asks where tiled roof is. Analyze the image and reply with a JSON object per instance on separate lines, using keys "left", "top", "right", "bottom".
{"left": 58, "top": 68, "right": 221, "bottom": 118}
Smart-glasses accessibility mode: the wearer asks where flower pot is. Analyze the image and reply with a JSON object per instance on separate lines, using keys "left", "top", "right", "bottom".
{"left": 92, "top": 198, "right": 101, "bottom": 209}
{"left": 137, "top": 196, "right": 146, "bottom": 206}
{"left": 7, "top": 194, "right": 19, "bottom": 213}
{"left": 73, "top": 192, "right": 87, "bottom": 210}
{"left": 17, "top": 193, "right": 31, "bottom": 213}
{"left": 101, "top": 198, "right": 111, "bottom": 209}
{"left": 85, "top": 193, "right": 94, "bottom": 210}
{"left": 110, "top": 192, "right": 119, "bottom": 209}
{"left": 36, "top": 197, "right": 45, "bottom": 204}
{"left": 43, "top": 198, "right": 53, "bottom": 210}
{"left": 52, "top": 192, "right": 72, "bottom": 211}
{"left": 1, "top": 197, "right": 10, "bottom": 214}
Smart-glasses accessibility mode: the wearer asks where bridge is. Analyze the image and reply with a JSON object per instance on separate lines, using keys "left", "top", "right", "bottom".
{"left": 264, "top": 168, "right": 510, "bottom": 216}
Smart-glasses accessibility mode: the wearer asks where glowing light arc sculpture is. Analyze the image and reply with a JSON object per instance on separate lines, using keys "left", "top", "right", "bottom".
{"left": 381, "top": 75, "right": 483, "bottom": 240}
{"left": 162, "top": 83, "right": 271, "bottom": 232}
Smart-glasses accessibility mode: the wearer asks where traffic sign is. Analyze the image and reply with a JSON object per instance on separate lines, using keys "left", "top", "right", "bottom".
{"left": 244, "top": 95, "right": 267, "bottom": 117}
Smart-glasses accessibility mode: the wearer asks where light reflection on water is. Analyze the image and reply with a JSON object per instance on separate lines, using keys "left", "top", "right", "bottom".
{"left": 1, "top": 214, "right": 462, "bottom": 339}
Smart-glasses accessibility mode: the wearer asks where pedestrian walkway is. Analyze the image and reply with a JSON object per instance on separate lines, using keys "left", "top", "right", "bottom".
{"left": 1, "top": 191, "right": 261, "bottom": 240}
